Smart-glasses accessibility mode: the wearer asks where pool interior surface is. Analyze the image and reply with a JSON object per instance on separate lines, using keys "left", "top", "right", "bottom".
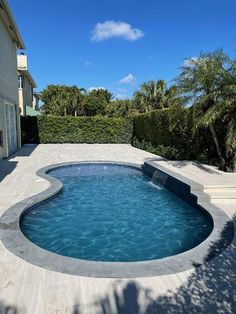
{"left": 20, "top": 164, "right": 213, "bottom": 262}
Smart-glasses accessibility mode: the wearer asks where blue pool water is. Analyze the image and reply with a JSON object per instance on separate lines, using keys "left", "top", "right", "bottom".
{"left": 20, "top": 164, "right": 213, "bottom": 262}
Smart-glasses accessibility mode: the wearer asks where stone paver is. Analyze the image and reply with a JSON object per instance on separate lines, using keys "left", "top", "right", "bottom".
{"left": 0, "top": 144, "right": 235, "bottom": 314}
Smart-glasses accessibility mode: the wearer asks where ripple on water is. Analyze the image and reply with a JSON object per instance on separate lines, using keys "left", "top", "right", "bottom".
{"left": 20, "top": 164, "right": 213, "bottom": 262}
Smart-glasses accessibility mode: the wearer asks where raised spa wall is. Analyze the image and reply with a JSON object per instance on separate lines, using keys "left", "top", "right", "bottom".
{"left": 143, "top": 161, "right": 200, "bottom": 207}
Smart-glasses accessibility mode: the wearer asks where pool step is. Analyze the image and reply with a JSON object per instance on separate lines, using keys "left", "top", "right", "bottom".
{"left": 193, "top": 191, "right": 211, "bottom": 202}
{"left": 203, "top": 187, "right": 236, "bottom": 201}
{"left": 191, "top": 187, "right": 236, "bottom": 203}
{"left": 205, "top": 187, "right": 236, "bottom": 191}
{"left": 208, "top": 191, "right": 236, "bottom": 200}
{"left": 212, "top": 199, "right": 236, "bottom": 205}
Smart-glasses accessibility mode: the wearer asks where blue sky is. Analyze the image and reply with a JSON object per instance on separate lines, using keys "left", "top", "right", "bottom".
{"left": 9, "top": 0, "right": 236, "bottom": 99}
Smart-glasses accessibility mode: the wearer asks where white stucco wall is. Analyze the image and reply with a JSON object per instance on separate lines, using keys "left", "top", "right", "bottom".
{"left": 0, "top": 18, "right": 18, "bottom": 102}
{"left": 0, "top": 17, "right": 20, "bottom": 159}
{"left": 19, "top": 75, "right": 33, "bottom": 116}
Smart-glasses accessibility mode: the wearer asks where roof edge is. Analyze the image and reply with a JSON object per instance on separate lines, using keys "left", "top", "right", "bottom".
{"left": 0, "top": 0, "right": 25, "bottom": 49}
{"left": 18, "top": 69, "right": 37, "bottom": 88}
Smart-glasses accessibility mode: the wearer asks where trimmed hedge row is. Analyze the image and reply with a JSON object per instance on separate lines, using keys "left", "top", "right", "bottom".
{"left": 21, "top": 110, "right": 219, "bottom": 166}
{"left": 21, "top": 116, "right": 133, "bottom": 144}
{"left": 133, "top": 107, "right": 218, "bottom": 163}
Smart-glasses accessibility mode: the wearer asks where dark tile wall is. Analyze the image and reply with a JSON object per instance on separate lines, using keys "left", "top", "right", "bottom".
{"left": 142, "top": 163, "right": 198, "bottom": 207}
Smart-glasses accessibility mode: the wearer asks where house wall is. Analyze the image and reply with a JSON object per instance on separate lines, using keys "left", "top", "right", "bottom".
{"left": 0, "top": 16, "right": 21, "bottom": 159}
{"left": 33, "top": 95, "right": 40, "bottom": 110}
{"left": 23, "top": 76, "right": 33, "bottom": 109}
{"left": 17, "top": 54, "right": 27, "bottom": 70}
{"left": 18, "top": 88, "right": 24, "bottom": 115}
{"left": 19, "top": 75, "right": 33, "bottom": 116}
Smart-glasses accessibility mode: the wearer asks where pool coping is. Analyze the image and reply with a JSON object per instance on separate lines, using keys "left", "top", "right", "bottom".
{"left": 0, "top": 161, "right": 234, "bottom": 278}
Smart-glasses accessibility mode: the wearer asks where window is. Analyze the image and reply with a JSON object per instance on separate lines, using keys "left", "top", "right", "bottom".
{"left": 18, "top": 75, "right": 24, "bottom": 89}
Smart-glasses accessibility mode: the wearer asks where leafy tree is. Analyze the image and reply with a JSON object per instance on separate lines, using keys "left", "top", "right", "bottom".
{"left": 105, "top": 100, "right": 138, "bottom": 117}
{"left": 177, "top": 50, "right": 236, "bottom": 171}
{"left": 134, "top": 80, "right": 183, "bottom": 112}
{"left": 41, "top": 85, "right": 63, "bottom": 116}
{"left": 89, "top": 89, "right": 114, "bottom": 103}
{"left": 84, "top": 89, "right": 113, "bottom": 116}
{"left": 41, "top": 85, "right": 85, "bottom": 116}
{"left": 67, "top": 86, "right": 86, "bottom": 116}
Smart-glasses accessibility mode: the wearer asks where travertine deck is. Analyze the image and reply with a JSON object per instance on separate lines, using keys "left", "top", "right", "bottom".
{"left": 0, "top": 144, "right": 235, "bottom": 314}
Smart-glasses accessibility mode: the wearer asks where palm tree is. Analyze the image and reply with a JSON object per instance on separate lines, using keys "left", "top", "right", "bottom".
{"left": 69, "top": 86, "right": 86, "bottom": 116}
{"left": 134, "top": 80, "right": 183, "bottom": 112}
{"left": 177, "top": 50, "right": 236, "bottom": 171}
{"left": 60, "top": 86, "right": 71, "bottom": 116}
{"left": 164, "top": 84, "right": 184, "bottom": 108}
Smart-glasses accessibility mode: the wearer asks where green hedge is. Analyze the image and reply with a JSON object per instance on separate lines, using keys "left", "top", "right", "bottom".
{"left": 21, "top": 116, "right": 133, "bottom": 144}
{"left": 133, "top": 108, "right": 218, "bottom": 163}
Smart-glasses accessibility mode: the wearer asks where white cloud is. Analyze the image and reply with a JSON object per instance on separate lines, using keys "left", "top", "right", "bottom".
{"left": 88, "top": 86, "right": 106, "bottom": 92}
{"left": 115, "top": 94, "right": 128, "bottom": 100}
{"left": 183, "top": 56, "right": 198, "bottom": 66}
{"left": 91, "top": 20, "right": 144, "bottom": 42}
{"left": 118, "top": 74, "right": 136, "bottom": 85}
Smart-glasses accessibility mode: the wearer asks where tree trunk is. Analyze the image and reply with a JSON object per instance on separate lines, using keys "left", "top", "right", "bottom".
{"left": 209, "top": 123, "right": 226, "bottom": 170}
{"left": 226, "top": 151, "right": 236, "bottom": 172}
{"left": 233, "top": 153, "right": 236, "bottom": 173}
{"left": 229, "top": 152, "right": 236, "bottom": 172}
{"left": 64, "top": 107, "right": 67, "bottom": 116}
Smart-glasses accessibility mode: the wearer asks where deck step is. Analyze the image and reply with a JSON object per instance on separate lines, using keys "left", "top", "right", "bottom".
{"left": 202, "top": 187, "right": 236, "bottom": 201}
{"left": 204, "top": 184, "right": 236, "bottom": 189}
{"left": 204, "top": 187, "right": 236, "bottom": 192}
{"left": 204, "top": 188, "right": 236, "bottom": 195}
{"left": 210, "top": 192, "right": 236, "bottom": 200}
{"left": 193, "top": 190, "right": 236, "bottom": 202}
{"left": 213, "top": 199, "right": 236, "bottom": 205}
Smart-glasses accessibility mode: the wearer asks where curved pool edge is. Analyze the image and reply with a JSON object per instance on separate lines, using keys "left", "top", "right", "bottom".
{"left": 0, "top": 161, "right": 234, "bottom": 278}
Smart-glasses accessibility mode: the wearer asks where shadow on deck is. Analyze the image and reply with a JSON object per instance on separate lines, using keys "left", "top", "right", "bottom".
{"left": 0, "top": 301, "right": 18, "bottom": 314}
{"left": 73, "top": 216, "right": 235, "bottom": 314}
{"left": 0, "top": 145, "right": 37, "bottom": 182}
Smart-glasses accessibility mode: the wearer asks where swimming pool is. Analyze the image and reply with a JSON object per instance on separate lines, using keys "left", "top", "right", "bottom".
{"left": 20, "top": 163, "right": 213, "bottom": 262}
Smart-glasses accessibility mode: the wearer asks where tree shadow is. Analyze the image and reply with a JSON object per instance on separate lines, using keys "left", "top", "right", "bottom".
{"left": 78, "top": 215, "right": 235, "bottom": 314}
{"left": 145, "top": 158, "right": 221, "bottom": 175}
{"left": 173, "top": 160, "right": 221, "bottom": 175}
{"left": 146, "top": 216, "right": 235, "bottom": 314}
{"left": 0, "top": 301, "right": 17, "bottom": 314}
{"left": 95, "top": 281, "right": 153, "bottom": 314}
{"left": 72, "top": 305, "right": 81, "bottom": 314}
{"left": 144, "top": 157, "right": 166, "bottom": 162}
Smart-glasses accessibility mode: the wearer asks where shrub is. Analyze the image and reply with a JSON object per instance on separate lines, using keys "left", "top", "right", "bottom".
{"left": 133, "top": 108, "right": 217, "bottom": 162}
{"left": 132, "top": 137, "right": 181, "bottom": 159}
{"left": 21, "top": 116, "right": 133, "bottom": 144}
